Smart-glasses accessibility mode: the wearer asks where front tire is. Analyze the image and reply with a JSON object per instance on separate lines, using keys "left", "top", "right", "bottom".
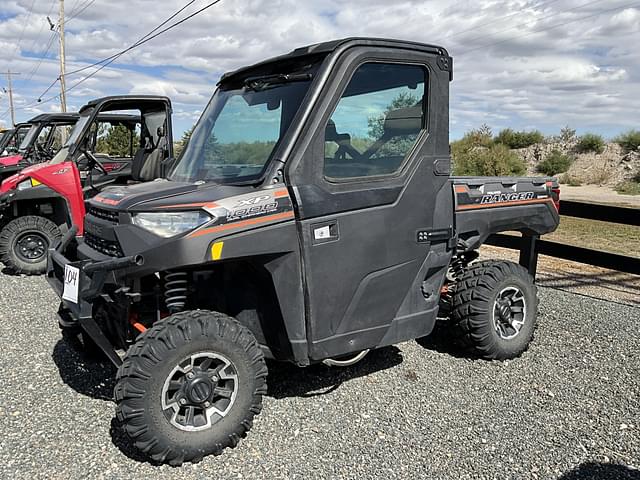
{"left": 114, "top": 310, "right": 267, "bottom": 465}
{"left": 0, "top": 215, "right": 61, "bottom": 275}
{"left": 451, "top": 260, "right": 538, "bottom": 360}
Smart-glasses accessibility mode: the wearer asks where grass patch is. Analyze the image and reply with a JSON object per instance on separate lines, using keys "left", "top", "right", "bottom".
{"left": 615, "top": 181, "right": 640, "bottom": 195}
{"left": 544, "top": 216, "right": 639, "bottom": 258}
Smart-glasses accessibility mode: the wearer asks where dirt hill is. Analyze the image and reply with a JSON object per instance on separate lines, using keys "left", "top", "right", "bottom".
{"left": 514, "top": 141, "right": 640, "bottom": 186}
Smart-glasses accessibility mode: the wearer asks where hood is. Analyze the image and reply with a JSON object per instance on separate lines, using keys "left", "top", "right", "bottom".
{"left": 91, "top": 179, "right": 259, "bottom": 211}
{"left": 0, "top": 154, "right": 23, "bottom": 167}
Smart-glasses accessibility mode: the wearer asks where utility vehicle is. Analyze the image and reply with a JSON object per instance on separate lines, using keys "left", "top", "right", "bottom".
{"left": 47, "top": 38, "right": 560, "bottom": 465}
{"left": 0, "top": 114, "right": 75, "bottom": 181}
{"left": 0, "top": 95, "right": 173, "bottom": 274}
{"left": 0, "top": 123, "right": 31, "bottom": 156}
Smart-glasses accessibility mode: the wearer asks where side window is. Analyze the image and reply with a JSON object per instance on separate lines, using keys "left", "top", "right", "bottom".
{"left": 324, "top": 63, "right": 427, "bottom": 179}
{"left": 50, "top": 125, "right": 73, "bottom": 151}
{"left": 95, "top": 122, "right": 140, "bottom": 158}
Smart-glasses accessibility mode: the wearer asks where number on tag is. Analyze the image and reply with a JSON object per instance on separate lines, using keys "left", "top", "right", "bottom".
{"left": 62, "top": 265, "right": 80, "bottom": 304}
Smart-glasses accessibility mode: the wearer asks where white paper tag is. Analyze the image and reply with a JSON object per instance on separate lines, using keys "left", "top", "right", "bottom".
{"left": 62, "top": 265, "right": 80, "bottom": 304}
{"left": 314, "top": 225, "right": 331, "bottom": 240}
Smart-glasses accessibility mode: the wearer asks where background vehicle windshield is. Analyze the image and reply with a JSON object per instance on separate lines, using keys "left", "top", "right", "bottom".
{"left": 49, "top": 112, "right": 92, "bottom": 164}
{"left": 171, "top": 73, "right": 315, "bottom": 184}
{"left": 18, "top": 124, "right": 41, "bottom": 152}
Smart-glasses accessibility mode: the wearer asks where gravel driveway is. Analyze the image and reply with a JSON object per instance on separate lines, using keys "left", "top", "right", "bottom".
{"left": 0, "top": 271, "right": 638, "bottom": 480}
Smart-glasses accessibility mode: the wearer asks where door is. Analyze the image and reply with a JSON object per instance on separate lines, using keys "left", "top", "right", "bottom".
{"left": 288, "top": 49, "right": 454, "bottom": 360}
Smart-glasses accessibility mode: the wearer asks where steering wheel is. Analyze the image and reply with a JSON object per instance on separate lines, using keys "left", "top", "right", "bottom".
{"left": 82, "top": 149, "right": 109, "bottom": 175}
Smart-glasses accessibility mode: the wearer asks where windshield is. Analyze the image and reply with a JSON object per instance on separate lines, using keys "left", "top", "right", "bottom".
{"left": 170, "top": 69, "right": 316, "bottom": 184}
{"left": 18, "top": 124, "right": 41, "bottom": 152}
{"left": 49, "top": 111, "right": 93, "bottom": 164}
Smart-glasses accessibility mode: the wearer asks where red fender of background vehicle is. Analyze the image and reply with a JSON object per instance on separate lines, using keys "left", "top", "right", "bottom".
{"left": 0, "top": 161, "right": 85, "bottom": 234}
{"left": 0, "top": 154, "right": 23, "bottom": 166}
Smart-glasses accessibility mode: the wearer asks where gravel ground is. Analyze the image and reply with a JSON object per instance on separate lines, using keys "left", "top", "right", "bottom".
{"left": 0, "top": 271, "right": 639, "bottom": 480}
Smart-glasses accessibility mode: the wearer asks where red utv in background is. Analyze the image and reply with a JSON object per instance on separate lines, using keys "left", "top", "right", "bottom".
{"left": 0, "top": 95, "right": 173, "bottom": 274}
{"left": 0, "top": 114, "right": 81, "bottom": 182}
{"left": 0, "top": 122, "right": 32, "bottom": 158}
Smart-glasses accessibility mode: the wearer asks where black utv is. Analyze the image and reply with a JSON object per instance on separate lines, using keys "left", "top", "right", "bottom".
{"left": 48, "top": 38, "right": 560, "bottom": 465}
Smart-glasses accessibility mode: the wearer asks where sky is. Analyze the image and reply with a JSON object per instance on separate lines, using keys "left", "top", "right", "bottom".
{"left": 0, "top": 0, "right": 639, "bottom": 140}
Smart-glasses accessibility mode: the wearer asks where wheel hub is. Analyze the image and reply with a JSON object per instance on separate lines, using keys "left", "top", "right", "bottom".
{"left": 492, "top": 286, "right": 527, "bottom": 340}
{"left": 15, "top": 232, "right": 48, "bottom": 261}
{"left": 161, "top": 352, "right": 238, "bottom": 432}
{"left": 185, "top": 375, "right": 214, "bottom": 404}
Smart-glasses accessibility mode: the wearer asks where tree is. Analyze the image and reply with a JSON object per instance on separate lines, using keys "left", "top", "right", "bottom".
{"left": 173, "top": 127, "right": 194, "bottom": 158}
{"left": 96, "top": 124, "right": 139, "bottom": 157}
{"left": 366, "top": 92, "right": 420, "bottom": 158}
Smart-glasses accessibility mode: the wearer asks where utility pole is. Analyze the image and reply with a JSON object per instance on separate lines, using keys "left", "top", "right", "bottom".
{"left": 58, "top": 0, "right": 67, "bottom": 113}
{"left": 2, "top": 71, "right": 20, "bottom": 127}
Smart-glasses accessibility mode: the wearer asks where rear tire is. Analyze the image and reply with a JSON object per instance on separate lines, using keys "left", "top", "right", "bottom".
{"left": 451, "top": 260, "right": 537, "bottom": 360}
{"left": 114, "top": 310, "right": 267, "bottom": 465}
{"left": 0, "top": 215, "right": 61, "bottom": 275}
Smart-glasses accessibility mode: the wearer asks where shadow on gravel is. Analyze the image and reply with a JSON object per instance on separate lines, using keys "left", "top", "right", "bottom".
{"left": 52, "top": 339, "right": 116, "bottom": 401}
{"left": 558, "top": 462, "right": 640, "bottom": 480}
{"left": 415, "top": 323, "right": 471, "bottom": 359}
{"left": 266, "top": 345, "right": 403, "bottom": 399}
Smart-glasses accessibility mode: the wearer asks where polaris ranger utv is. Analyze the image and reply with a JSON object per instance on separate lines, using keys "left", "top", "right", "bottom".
{"left": 0, "top": 113, "right": 80, "bottom": 181}
{"left": 0, "top": 122, "right": 31, "bottom": 156}
{"left": 47, "top": 38, "right": 560, "bottom": 465}
{"left": 0, "top": 95, "right": 173, "bottom": 274}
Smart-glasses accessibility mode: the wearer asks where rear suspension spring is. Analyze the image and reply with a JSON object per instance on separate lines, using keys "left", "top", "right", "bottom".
{"left": 164, "top": 271, "right": 188, "bottom": 313}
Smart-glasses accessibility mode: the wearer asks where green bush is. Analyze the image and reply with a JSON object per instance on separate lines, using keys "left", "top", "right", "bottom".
{"left": 614, "top": 130, "right": 640, "bottom": 153}
{"left": 615, "top": 180, "right": 640, "bottom": 195}
{"left": 495, "top": 128, "right": 544, "bottom": 149}
{"left": 536, "top": 150, "right": 573, "bottom": 176}
{"left": 576, "top": 133, "right": 605, "bottom": 154}
{"left": 452, "top": 135, "right": 526, "bottom": 176}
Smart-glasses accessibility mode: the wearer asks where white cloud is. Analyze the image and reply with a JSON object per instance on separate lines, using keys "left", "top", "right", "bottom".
{"left": 0, "top": 0, "right": 638, "bottom": 138}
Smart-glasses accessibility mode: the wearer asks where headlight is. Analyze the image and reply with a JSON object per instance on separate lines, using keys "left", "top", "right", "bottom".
{"left": 131, "top": 211, "right": 213, "bottom": 238}
{"left": 17, "top": 179, "right": 32, "bottom": 190}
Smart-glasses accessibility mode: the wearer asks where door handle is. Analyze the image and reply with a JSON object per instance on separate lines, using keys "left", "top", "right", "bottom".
{"left": 311, "top": 220, "right": 339, "bottom": 245}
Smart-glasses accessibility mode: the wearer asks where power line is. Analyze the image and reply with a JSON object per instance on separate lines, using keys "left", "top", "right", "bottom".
{"left": 459, "top": 1, "right": 640, "bottom": 55}
{"left": 64, "top": 0, "right": 197, "bottom": 77}
{"left": 9, "top": 0, "right": 38, "bottom": 63}
{"left": 66, "top": 0, "right": 96, "bottom": 23}
{"left": 459, "top": 0, "right": 606, "bottom": 47}
{"left": 24, "top": 31, "right": 58, "bottom": 85}
{"left": 435, "top": 0, "right": 563, "bottom": 42}
{"left": 34, "top": 0, "right": 221, "bottom": 106}
{"left": 24, "top": 0, "right": 57, "bottom": 60}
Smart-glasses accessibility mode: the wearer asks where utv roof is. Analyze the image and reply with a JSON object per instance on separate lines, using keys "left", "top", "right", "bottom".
{"left": 220, "top": 37, "right": 450, "bottom": 83}
{"left": 79, "top": 95, "right": 172, "bottom": 115}
{"left": 27, "top": 112, "right": 80, "bottom": 123}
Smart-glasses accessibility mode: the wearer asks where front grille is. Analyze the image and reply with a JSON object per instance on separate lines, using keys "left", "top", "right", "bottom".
{"left": 88, "top": 206, "right": 119, "bottom": 223}
{"left": 84, "top": 231, "right": 123, "bottom": 257}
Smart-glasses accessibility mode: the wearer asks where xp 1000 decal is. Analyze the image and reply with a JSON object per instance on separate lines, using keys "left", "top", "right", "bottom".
{"left": 187, "top": 188, "right": 294, "bottom": 238}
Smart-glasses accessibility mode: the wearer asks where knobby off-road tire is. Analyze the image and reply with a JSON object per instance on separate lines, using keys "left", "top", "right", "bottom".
{"left": 451, "top": 260, "right": 538, "bottom": 360}
{"left": 0, "top": 215, "right": 61, "bottom": 275}
{"left": 114, "top": 310, "right": 268, "bottom": 465}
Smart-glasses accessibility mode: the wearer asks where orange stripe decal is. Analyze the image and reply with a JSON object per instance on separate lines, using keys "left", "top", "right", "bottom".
{"left": 189, "top": 211, "right": 295, "bottom": 238}
{"left": 456, "top": 198, "right": 552, "bottom": 211}
{"left": 161, "top": 202, "right": 219, "bottom": 209}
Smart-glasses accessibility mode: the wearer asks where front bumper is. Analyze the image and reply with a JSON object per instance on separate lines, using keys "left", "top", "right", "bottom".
{"left": 46, "top": 226, "right": 144, "bottom": 366}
